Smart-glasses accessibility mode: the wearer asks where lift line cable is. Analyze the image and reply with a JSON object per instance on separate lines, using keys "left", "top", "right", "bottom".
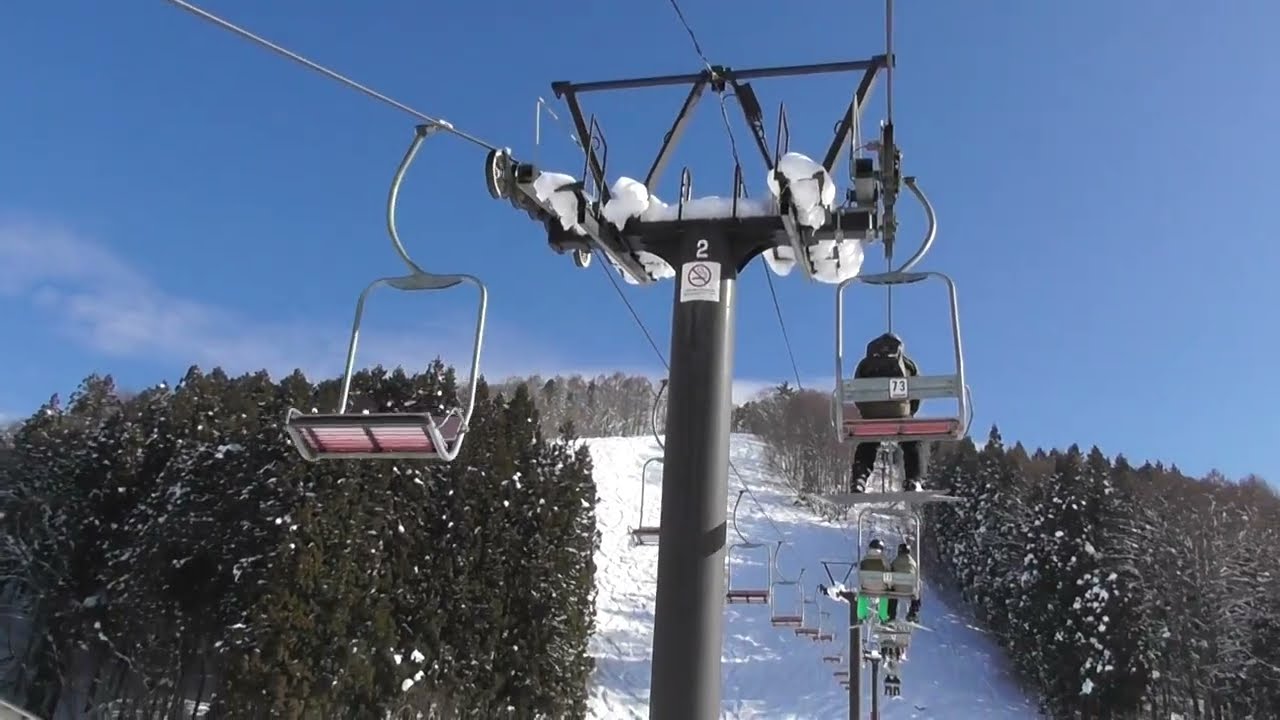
{"left": 664, "top": 0, "right": 746, "bottom": 190}
{"left": 665, "top": 0, "right": 713, "bottom": 69}
{"left": 164, "top": 0, "right": 500, "bottom": 152}
{"left": 595, "top": 255, "right": 669, "bottom": 373}
{"left": 762, "top": 265, "right": 804, "bottom": 391}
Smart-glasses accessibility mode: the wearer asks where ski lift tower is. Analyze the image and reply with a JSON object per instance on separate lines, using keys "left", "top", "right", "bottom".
{"left": 489, "top": 51, "right": 905, "bottom": 720}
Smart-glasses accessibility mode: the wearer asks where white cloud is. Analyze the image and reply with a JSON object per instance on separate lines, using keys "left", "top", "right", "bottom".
{"left": 0, "top": 218, "right": 831, "bottom": 412}
{"left": 0, "top": 217, "right": 525, "bottom": 382}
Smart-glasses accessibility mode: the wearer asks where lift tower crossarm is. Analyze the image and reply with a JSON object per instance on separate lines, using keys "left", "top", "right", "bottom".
{"left": 821, "top": 54, "right": 889, "bottom": 176}
{"left": 551, "top": 57, "right": 887, "bottom": 198}
{"left": 645, "top": 78, "right": 709, "bottom": 190}
{"left": 551, "top": 58, "right": 881, "bottom": 94}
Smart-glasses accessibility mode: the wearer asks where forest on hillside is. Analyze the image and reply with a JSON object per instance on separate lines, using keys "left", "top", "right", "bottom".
{"left": 4, "top": 369, "right": 1274, "bottom": 719}
{"left": 0, "top": 364, "right": 599, "bottom": 719}
{"left": 739, "top": 383, "right": 1280, "bottom": 720}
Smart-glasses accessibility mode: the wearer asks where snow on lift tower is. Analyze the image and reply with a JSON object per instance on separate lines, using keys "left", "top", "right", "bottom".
{"left": 724, "top": 490, "right": 771, "bottom": 604}
{"left": 284, "top": 125, "right": 487, "bottom": 462}
{"left": 481, "top": 57, "right": 887, "bottom": 286}
{"left": 628, "top": 379, "right": 668, "bottom": 545}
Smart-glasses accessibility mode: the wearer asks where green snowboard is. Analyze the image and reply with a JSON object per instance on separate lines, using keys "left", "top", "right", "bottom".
{"left": 856, "top": 595, "right": 890, "bottom": 622}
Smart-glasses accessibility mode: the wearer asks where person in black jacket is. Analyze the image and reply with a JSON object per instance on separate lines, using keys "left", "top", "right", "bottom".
{"left": 848, "top": 332, "right": 929, "bottom": 492}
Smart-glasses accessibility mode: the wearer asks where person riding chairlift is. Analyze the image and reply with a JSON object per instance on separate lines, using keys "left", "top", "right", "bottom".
{"left": 888, "top": 542, "right": 921, "bottom": 624}
{"left": 848, "top": 332, "right": 930, "bottom": 493}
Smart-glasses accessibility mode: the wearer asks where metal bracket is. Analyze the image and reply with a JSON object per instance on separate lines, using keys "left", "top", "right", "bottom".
{"left": 821, "top": 55, "right": 888, "bottom": 176}
{"left": 551, "top": 57, "right": 887, "bottom": 199}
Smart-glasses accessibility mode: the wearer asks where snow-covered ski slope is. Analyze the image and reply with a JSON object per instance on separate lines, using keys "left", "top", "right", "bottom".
{"left": 584, "top": 434, "right": 1038, "bottom": 719}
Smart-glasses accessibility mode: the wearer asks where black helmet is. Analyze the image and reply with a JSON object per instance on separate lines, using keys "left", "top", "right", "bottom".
{"left": 868, "top": 538, "right": 885, "bottom": 551}
{"left": 897, "top": 543, "right": 911, "bottom": 554}
{"left": 866, "top": 332, "right": 904, "bottom": 358}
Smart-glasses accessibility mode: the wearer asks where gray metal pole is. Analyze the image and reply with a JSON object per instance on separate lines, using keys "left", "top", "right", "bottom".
{"left": 870, "top": 658, "right": 881, "bottom": 720}
{"left": 850, "top": 601, "right": 861, "bottom": 720}
{"left": 648, "top": 230, "right": 738, "bottom": 720}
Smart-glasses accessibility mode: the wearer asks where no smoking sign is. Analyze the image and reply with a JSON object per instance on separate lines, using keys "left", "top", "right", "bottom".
{"left": 679, "top": 261, "right": 721, "bottom": 303}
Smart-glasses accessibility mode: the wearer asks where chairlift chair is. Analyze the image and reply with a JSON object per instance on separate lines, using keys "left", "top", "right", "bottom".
{"left": 629, "top": 384, "right": 668, "bottom": 545}
{"left": 769, "top": 561, "right": 806, "bottom": 629}
{"left": 855, "top": 506, "right": 923, "bottom": 601}
{"left": 830, "top": 177, "right": 973, "bottom": 447}
{"left": 812, "top": 607, "right": 836, "bottom": 643}
{"left": 793, "top": 585, "right": 822, "bottom": 638}
{"left": 725, "top": 490, "right": 771, "bottom": 604}
{"left": 285, "top": 125, "right": 487, "bottom": 462}
{"left": 832, "top": 269, "right": 971, "bottom": 446}
{"left": 628, "top": 457, "right": 664, "bottom": 545}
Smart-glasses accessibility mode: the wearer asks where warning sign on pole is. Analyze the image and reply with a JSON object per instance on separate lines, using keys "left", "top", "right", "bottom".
{"left": 679, "top": 261, "right": 721, "bottom": 303}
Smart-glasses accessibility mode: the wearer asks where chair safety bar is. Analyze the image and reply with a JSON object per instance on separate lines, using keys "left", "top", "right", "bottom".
{"left": 833, "top": 269, "right": 968, "bottom": 445}
{"left": 285, "top": 124, "right": 487, "bottom": 463}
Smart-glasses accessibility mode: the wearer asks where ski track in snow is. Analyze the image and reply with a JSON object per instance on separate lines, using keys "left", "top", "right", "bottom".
{"left": 584, "top": 434, "right": 1039, "bottom": 719}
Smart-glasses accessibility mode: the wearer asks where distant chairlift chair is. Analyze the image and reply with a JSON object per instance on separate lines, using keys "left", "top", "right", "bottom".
{"left": 822, "top": 631, "right": 846, "bottom": 664}
{"left": 793, "top": 585, "right": 822, "bottom": 639}
{"left": 811, "top": 606, "right": 836, "bottom": 643}
{"left": 628, "top": 457, "right": 664, "bottom": 545}
{"left": 628, "top": 381, "right": 668, "bottom": 545}
{"left": 769, "top": 559, "right": 806, "bottom": 629}
{"left": 725, "top": 490, "right": 771, "bottom": 604}
{"left": 284, "top": 125, "right": 487, "bottom": 462}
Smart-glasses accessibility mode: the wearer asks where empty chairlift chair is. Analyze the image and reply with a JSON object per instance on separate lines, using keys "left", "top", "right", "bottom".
{"left": 832, "top": 269, "right": 972, "bottom": 446}
{"left": 628, "top": 379, "right": 668, "bottom": 545}
{"left": 793, "top": 585, "right": 822, "bottom": 639}
{"left": 725, "top": 490, "right": 771, "bottom": 604}
{"left": 284, "top": 125, "right": 487, "bottom": 462}
{"left": 813, "top": 607, "right": 836, "bottom": 643}
{"left": 769, "top": 557, "right": 806, "bottom": 629}
{"left": 628, "top": 457, "right": 664, "bottom": 545}
{"left": 822, "top": 639, "right": 846, "bottom": 665}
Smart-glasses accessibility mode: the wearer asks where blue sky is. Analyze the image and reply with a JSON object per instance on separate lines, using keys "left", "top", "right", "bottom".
{"left": 2, "top": 1, "right": 1276, "bottom": 481}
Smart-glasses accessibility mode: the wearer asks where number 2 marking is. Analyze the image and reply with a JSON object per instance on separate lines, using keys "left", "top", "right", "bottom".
{"left": 888, "top": 378, "right": 909, "bottom": 399}
{"left": 695, "top": 238, "right": 709, "bottom": 259}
